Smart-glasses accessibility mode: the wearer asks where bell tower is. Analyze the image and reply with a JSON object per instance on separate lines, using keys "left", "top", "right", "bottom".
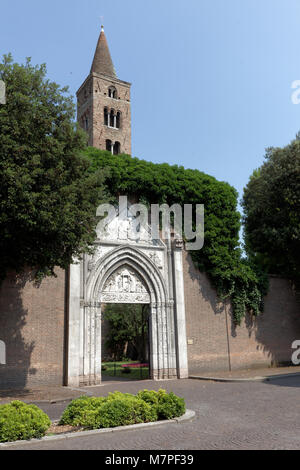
{"left": 77, "top": 25, "right": 132, "bottom": 155}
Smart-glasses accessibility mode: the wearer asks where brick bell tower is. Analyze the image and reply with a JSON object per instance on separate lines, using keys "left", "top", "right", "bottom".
{"left": 77, "top": 25, "right": 132, "bottom": 155}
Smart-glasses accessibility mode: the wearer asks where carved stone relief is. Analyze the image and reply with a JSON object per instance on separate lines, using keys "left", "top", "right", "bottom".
{"left": 101, "top": 266, "right": 150, "bottom": 304}
{"left": 148, "top": 251, "right": 163, "bottom": 269}
{"left": 88, "top": 246, "right": 102, "bottom": 271}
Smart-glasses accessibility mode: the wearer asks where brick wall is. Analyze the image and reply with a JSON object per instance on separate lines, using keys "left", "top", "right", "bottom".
{"left": 77, "top": 73, "right": 131, "bottom": 155}
{"left": 1, "top": 251, "right": 299, "bottom": 390}
{"left": 183, "top": 251, "right": 300, "bottom": 373}
{"left": 0, "top": 268, "right": 67, "bottom": 389}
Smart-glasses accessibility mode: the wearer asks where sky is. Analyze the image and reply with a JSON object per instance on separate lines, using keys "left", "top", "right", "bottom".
{"left": 1, "top": 0, "right": 300, "bottom": 207}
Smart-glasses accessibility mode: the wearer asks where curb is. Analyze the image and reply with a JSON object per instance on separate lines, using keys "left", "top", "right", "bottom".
{"left": 189, "top": 372, "right": 300, "bottom": 383}
{"left": 0, "top": 410, "right": 196, "bottom": 448}
{"left": 189, "top": 375, "right": 268, "bottom": 383}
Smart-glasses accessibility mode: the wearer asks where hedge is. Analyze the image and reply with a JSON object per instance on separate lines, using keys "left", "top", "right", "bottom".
{"left": 60, "top": 389, "right": 186, "bottom": 429}
{"left": 0, "top": 401, "right": 51, "bottom": 443}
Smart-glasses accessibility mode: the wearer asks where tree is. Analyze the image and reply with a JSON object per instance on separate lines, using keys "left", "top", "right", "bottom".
{"left": 103, "top": 304, "right": 149, "bottom": 362}
{"left": 242, "top": 140, "right": 300, "bottom": 285}
{"left": 0, "top": 55, "right": 108, "bottom": 280}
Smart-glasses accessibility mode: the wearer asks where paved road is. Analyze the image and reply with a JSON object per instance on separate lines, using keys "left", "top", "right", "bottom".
{"left": 2, "top": 376, "right": 300, "bottom": 450}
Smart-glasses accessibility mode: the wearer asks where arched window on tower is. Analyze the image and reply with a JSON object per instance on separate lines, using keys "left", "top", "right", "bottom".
{"left": 110, "top": 110, "right": 116, "bottom": 128}
{"left": 104, "top": 107, "right": 108, "bottom": 126}
{"left": 108, "top": 86, "right": 117, "bottom": 99}
{"left": 114, "top": 142, "right": 120, "bottom": 155}
{"left": 116, "top": 112, "right": 121, "bottom": 129}
{"left": 106, "top": 140, "right": 112, "bottom": 153}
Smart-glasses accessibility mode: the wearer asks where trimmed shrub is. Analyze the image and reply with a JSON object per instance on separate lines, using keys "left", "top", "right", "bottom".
{"left": 0, "top": 401, "right": 51, "bottom": 443}
{"left": 59, "top": 396, "right": 107, "bottom": 426}
{"left": 59, "top": 389, "right": 185, "bottom": 430}
{"left": 136, "top": 389, "right": 160, "bottom": 406}
{"left": 106, "top": 391, "right": 136, "bottom": 401}
{"left": 157, "top": 392, "right": 186, "bottom": 420}
{"left": 137, "top": 389, "right": 185, "bottom": 419}
{"left": 96, "top": 397, "right": 156, "bottom": 429}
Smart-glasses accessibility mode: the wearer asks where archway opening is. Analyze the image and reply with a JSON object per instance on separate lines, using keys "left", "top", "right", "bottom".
{"left": 101, "top": 303, "right": 150, "bottom": 381}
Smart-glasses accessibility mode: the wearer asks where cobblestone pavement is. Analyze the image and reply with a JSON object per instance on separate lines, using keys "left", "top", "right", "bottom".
{"left": 0, "top": 386, "right": 83, "bottom": 404}
{"left": 2, "top": 376, "right": 300, "bottom": 450}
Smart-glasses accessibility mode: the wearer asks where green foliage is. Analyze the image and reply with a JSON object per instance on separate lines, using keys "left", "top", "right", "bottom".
{"left": 59, "top": 389, "right": 185, "bottom": 429}
{"left": 59, "top": 396, "right": 107, "bottom": 427}
{"left": 96, "top": 397, "right": 155, "bottom": 428}
{"left": 101, "top": 361, "right": 150, "bottom": 380}
{"left": 0, "top": 401, "right": 51, "bottom": 443}
{"left": 137, "top": 389, "right": 185, "bottom": 420}
{"left": 104, "top": 303, "right": 149, "bottom": 360}
{"left": 0, "top": 55, "right": 108, "bottom": 280}
{"left": 86, "top": 148, "right": 267, "bottom": 324}
{"left": 106, "top": 391, "right": 137, "bottom": 400}
{"left": 136, "top": 389, "right": 161, "bottom": 406}
{"left": 157, "top": 391, "right": 186, "bottom": 420}
{"left": 243, "top": 141, "right": 300, "bottom": 286}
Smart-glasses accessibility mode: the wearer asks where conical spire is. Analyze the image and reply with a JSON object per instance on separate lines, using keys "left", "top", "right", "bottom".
{"left": 90, "top": 26, "right": 117, "bottom": 78}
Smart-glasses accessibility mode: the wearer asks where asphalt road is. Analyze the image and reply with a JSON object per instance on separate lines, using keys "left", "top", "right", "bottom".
{"left": 2, "top": 376, "right": 300, "bottom": 450}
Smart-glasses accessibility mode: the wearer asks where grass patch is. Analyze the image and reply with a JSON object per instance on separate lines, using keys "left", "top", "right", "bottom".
{"left": 102, "top": 361, "right": 150, "bottom": 380}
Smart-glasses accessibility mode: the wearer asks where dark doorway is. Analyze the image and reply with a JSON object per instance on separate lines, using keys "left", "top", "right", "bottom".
{"left": 101, "top": 303, "right": 150, "bottom": 381}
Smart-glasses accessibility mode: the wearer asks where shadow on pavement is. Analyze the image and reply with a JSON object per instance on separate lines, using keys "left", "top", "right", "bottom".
{"left": 264, "top": 374, "right": 300, "bottom": 388}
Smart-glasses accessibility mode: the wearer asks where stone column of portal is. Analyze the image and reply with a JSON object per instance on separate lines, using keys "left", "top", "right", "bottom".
{"left": 82, "top": 304, "right": 91, "bottom": 385}
{"left": 68, "top": 263, "right": 81, "bottom": 386}
{"left": 173, "top": 240, "right": 189, "bottom": 378}
{"left": 166, "top": 238, "right": 178, "bottom": 379}
{"left": 93, "top": 303, "right": 102, "bottom": 385}
{"left": 84, "top": 302, "right": 101, "bottom": 386}
{"left": 166, "top": 301, "right": 178, "bottom": 379}
{"left": 161, "top": 302, "right": 169, "bottom": 379}
{"left": 149, "top": 303, "right": 159, "bottom": 380}
{"left": 82, "top": 302, "right": 101, "bottom": 386}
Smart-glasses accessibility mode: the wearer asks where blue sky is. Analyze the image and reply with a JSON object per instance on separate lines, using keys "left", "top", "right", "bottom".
{"left": 1, "top": 0, "right": 300, "bottom": 206}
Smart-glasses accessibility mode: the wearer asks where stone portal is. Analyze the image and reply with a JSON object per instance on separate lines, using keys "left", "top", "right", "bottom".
{"left": 67, "top": 208, "right": 188, "bottom": 386}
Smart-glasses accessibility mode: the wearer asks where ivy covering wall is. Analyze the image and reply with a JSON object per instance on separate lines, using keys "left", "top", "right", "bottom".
{"left": 86, "top": 148, "right": 268, "bottom": 325}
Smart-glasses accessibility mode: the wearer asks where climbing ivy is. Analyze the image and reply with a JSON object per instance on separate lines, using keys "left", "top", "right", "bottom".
{"left": 86, "top": 148, "right": 268, "bottom": 325}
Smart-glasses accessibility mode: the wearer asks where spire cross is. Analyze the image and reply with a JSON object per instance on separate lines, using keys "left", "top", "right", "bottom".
{"left": 100, "top": 16, "right": 104, "bottom": 31}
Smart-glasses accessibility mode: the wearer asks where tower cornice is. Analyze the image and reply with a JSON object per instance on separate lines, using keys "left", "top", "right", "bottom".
{"left": 76, "top": 72, "right": 131, "bottom": 97}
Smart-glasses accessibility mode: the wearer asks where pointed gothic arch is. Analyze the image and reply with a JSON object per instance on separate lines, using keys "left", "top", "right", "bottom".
{"left": 87, "top": 245, "right": 168, "bottom": 305}
{"left": 77, "top": 245, "right": 176, "bottom": 385}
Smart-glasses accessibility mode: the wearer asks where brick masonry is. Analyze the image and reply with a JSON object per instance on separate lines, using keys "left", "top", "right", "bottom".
{"left": 0, "top": 253, "right": 299, "bottom": 389}
{"left": 183, "top": 251, "right": 300, "bottom": 373}
{"left": 0, "top": 269, "right": 67, "bottom": 389}
{"left": 77, "top": 73, "right": 131, "bottom": 155}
